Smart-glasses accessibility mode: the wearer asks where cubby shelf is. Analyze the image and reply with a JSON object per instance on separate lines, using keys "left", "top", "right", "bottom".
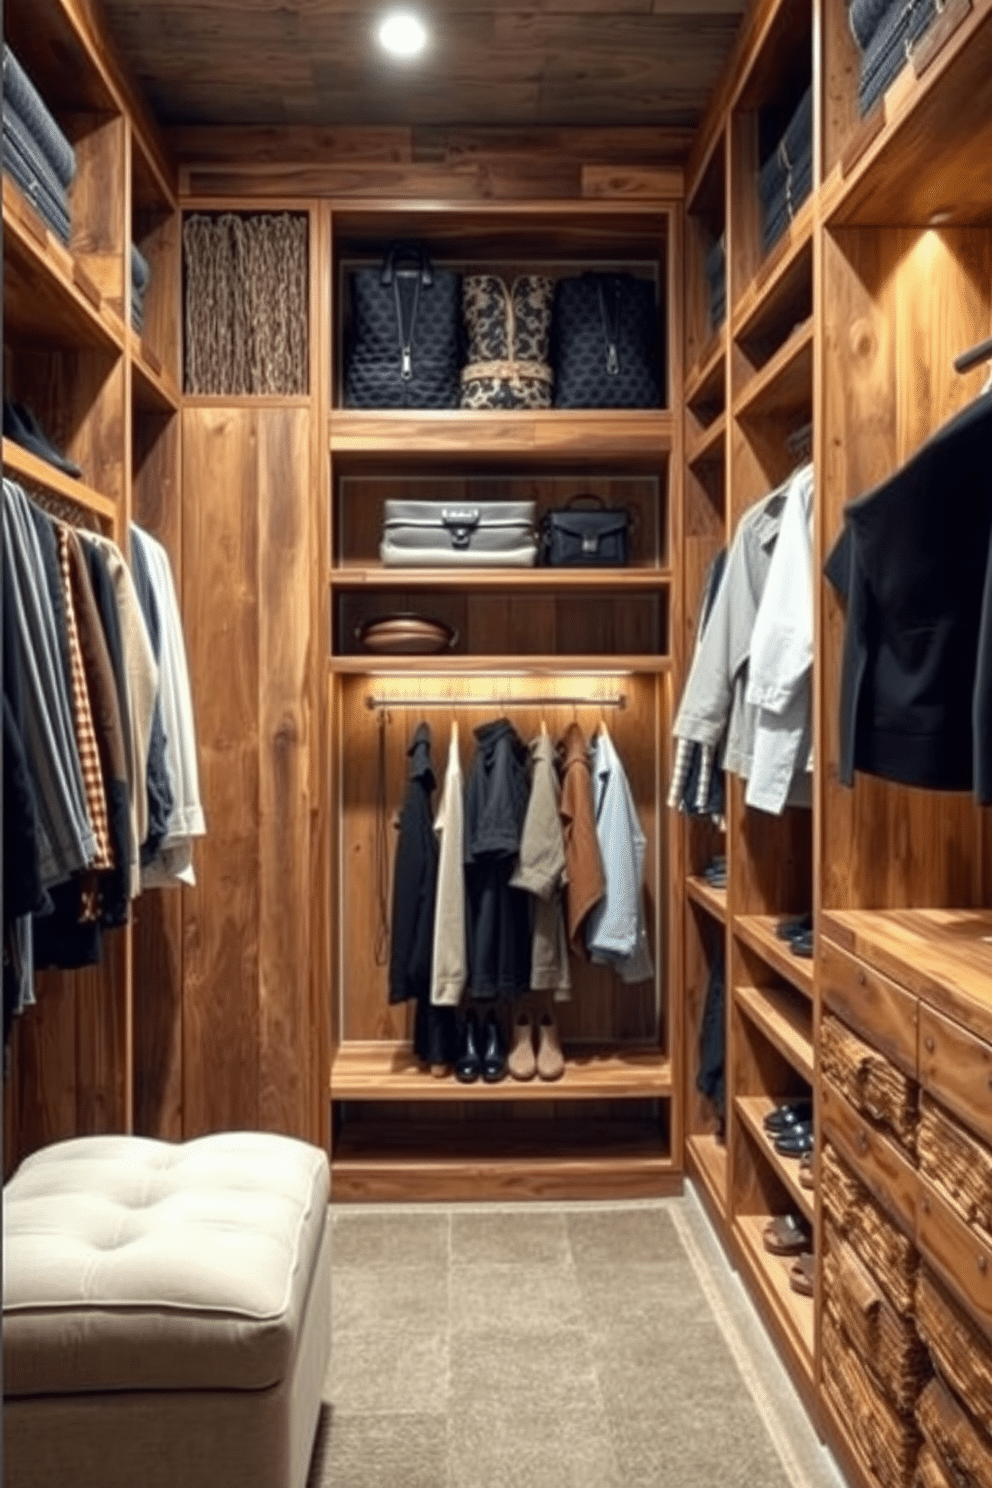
{"left": 330, "top": 567, "right": 671, "bottom": 591}
{"left": 734, "top": 915, "right": 813, "bottom": 998}
{"left": 330, "top": 1043, "right": 672, "bottom": 1101}
{"left": 734, "top": 316, "right": 813, "bottom": 422}
{"left": 1, "top": 439, "right": 116, "bottom": 523}
{"left": 731, "top": 196, "right": 815, "bottom": 342}
{"left": 735, "top": 1211, "right": 815, "bottom": 1371}
{"left": 685, "top": 330, "right": 726, "bottom": 409}
{"left": 734, "top": 983, "right": 814, "bottom": 1083}
{"left": 3, "top": 187, "right": 123, "bottom": 353}
{"left": 735, "top": 1095, "right": 814, "bottom": 1225}
{"left": 129, "top": 330, "right": 180, "bottom": 414}
{"left": 685, "top": 875, "right": 728, "bottom": 923}
{"left": 687, "top": 410, "right": 726, "bottom": 470}
{"left": 329, "top": 410, "right": 673, "bottom": 468}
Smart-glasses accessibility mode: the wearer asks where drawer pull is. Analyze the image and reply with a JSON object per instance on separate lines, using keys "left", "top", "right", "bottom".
{"left": 924, "top": 1036, "right": 935, "bottom": 1054}
{"left": 857, "top": 971, "right": 867, "bottom": 988}
{"left": 857, "top": 1129, "right": 869, "bottom": 1155}
{"left": 921, "top": 1196, "right": 931, "bottom": 1216}
{"left": 979, "top": 1254, "right": 989, "bottom": 1276}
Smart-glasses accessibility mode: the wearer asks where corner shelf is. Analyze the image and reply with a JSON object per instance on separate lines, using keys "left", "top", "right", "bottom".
{"left": 130, "top": 330, "right": 180, "bottom": 415}
{"left": 331, "top": 1042, "right": 672, "bottom": 1101}
{"left": 685, "top": 330, "right": 727, "bottom": 410}
{"left": 734, "top": 915, "right": 813, "bottom": 998}
{"left": 735, "top": 1094, "right": 814, "bottom": 1225}
{"left": 3, "top": 186, "right": 123, "bottom": 353}
{"left": 686, "top": 875, "right": 728, "bottom": 923}
{"left": 687, "top": 410, "right": 726, "bottom": 470}
{"left": 734, "top": 982, "right": 814, "bottom": 1082}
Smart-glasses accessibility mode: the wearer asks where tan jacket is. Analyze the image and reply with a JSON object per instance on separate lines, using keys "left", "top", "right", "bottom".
{"left": 510, "top": 731, "right": 570, "bottom": 998}
{"left": 558, "top": 722, "right": 606, "bottom": 950}
{"left": 431, "top": 726, "right": 467, "bottom": 1005}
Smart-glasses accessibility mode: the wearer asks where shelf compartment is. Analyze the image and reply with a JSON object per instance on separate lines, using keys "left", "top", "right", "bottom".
{"left": 733, "top": 230, "right": 813, "bottom": 380}
{"left": 331, "top": 567, "right": 671, "bottom": 591}
{"left": 3, "top": 189, "right": 122, "bottom": 353}
{"left": 687, "top": 1131, "right": 728, "bottom": 1218}
{"left": 734, "top": 915, "right": 813, "bottom": 998}
{"left": 734, "top": 983, "right": 814, "bottom": 1083}
{"left": 735, "top": 1211, "right": 815, "bottom": 1370}
{"left": 331, "top": 1115, "right": 676, "bottom": 1202}
{"left": 733, "top": 316, "right": 813, "bottom": 423}
{"left": 2, "top": 438, "right": 116, "bottom": 524}
{"left": 685, "top": 330, "right": 727, "bottom": 419}
{"left": 687, "top": 410, "right": 726, "bottom": 471}
{"left": 685, "top": 875, "right": 728, "bottom": 923}
{"left": 330, "top": 653, "right": 672, "bottom": 675}
{"left": 130, "top": 329, "right": 180, "bottom": 415}
{"left": 735, "top": 1095, "right": 814, "bottom": 1225}
{"left": 331, "top": 1042, "right": 671, "bottom": 1101}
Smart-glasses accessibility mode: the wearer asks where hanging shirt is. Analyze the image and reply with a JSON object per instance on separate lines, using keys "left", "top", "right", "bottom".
{"left": 510, "top": 730, "right": 571, "bottom": 1000}
{"left": 464, "top": 717, "right": 531, "bottom": 999}
{"left": 558, "top": 721, "right": 606, "bottom": 950}
{"left": 586, "top": 728, "right": 653, "bottom": 984}
{"left": 430, "top": 725, "right": 466, "bottom": 1007}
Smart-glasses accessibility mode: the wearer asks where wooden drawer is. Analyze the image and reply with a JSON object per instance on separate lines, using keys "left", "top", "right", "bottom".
{"left": 821, "top": 937, "right": 919, "bottom": 1078}
{"left": 919, "top": 1092, "right": 992, "bottom": 1247}
{"left": 917, "top": 1176, "right": 992, "bottom": 1340}
{"left": 822, "top": 1138, "right": 919, "bottom": 1317}
{"left": 919, "top": 1002, "right": 992, "bottom": 1149}
{"left": 823, "top": 1227, "right": 930, "bottom": 1415}
{"left": 822, "top": 1076, "right": 919, "bottom": 1238}
{"left": 917, "top": 1264, "right": 992, "bottom": 1439}
{"left": 916, "top": 1375, "right": 992, "bottom": 1488}
{"left": 822, "top": 1012, "right": 919, "bottom": 1156}
{"left": 822, "top": 1309, "right": 920, "bottom": 1488}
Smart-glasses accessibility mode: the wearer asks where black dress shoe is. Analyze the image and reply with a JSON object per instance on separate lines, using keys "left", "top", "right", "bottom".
{"left": 775, "top": 912, "right": 812, "bottom": 942}
{"left": 763, "top": 1098, "right": 812, "bottom": 1134}
{"left": 455, "top": 1010, "right": 482, "bottom": 1084}
{"left": 481, "top": 1009, "right": 507, "bottom": 1084}
{"left": 4, "top": 400, "right": 82, "bottom": 477}
{"left": 774, "top": 1122, "right": 814, "bottom": 1158}
{"left": 790, "top": 929, "right": 814, "bottom": 958}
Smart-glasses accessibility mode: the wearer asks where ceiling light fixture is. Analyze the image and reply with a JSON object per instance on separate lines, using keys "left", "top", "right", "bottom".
{"left": 378, "top": 11, "right": 428, "bottom": 58}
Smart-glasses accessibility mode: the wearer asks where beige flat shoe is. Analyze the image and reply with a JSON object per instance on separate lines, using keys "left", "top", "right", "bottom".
{"left": 536, "top": 1014, "right": 565, "bottom": 1081}
{"left": 507, "top": 1012, "right": 537, "bottom": 1080}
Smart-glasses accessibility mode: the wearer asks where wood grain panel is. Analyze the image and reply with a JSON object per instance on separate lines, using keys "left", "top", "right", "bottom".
{"left": 12, "top": 972, "right": 79, "bottom": 1160}
{"left": 919, "top": 1004, "right": 992, "bottom": 1148}
{"left": 918, "top": 1176, "right": 992, "bottom": 1338}
{"left": 181, "top": 407, "right": 261, "bottom": 1132}
{"left": 73, "top": 931, "right": 129, "bottom": 1134}
{"left": 821, "top": 1077, "right": 919, "bottom": 1237}
{"left": 820, "top": 937, "right": 919, "bottom": 1078}
{"left": 257, "top": 408, "right": 315, "bottom": 1137}
{"left": 69, "top": 113, "right": 127, "bottom": 319}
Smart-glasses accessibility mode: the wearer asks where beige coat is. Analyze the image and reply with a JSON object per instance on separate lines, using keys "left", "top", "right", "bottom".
{"left": 510, "top": 731, "right": 570, "bottom": 999}
{"left": 558, "top": 722, "right": 606, "bottom": 950}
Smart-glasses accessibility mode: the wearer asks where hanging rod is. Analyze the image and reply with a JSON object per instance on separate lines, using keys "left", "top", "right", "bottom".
{"left": 953, "top": 334, "right": 992, "bottom": 374}
{"left": 365, "top": 692, "right": 628, "bottom": 711}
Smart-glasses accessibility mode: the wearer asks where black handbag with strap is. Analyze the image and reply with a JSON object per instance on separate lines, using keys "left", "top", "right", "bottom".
{"left": 551, "top": 271, "right": 662, "bottom": 409}
{"left": 540, "top": 494, "right": 632, "bottom": 568}
{"left": 345, "top": 243, "right": 462, "bottom": 409}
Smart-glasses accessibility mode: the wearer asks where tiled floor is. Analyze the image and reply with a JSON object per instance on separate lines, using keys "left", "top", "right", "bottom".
{"left": 307, "top": 1184, "right": 849, "bottom": 1488}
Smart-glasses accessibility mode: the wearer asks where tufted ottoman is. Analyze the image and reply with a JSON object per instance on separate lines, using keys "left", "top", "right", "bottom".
{"left": 2, "top": 1131, "right": 331, "bottom": 1488}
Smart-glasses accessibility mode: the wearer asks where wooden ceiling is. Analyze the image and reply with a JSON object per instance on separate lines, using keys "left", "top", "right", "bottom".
{"left": 98, "top": 1, "right": 746, "bottom": 131}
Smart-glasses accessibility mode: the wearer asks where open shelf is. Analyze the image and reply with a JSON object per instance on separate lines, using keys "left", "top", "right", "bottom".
{"left": 130, "top": 330, "right": 180, "bottom": 414}
{"left": 2, "top": 439, "right": 116, "bottom": 523}
{"left": 329, "top": 410, "right": 673, "bottom": 469}
{"left": 685, "top": 875, "right": 728, "bottom": 923}
{"left": 3, "top": 187, "right": 122, "bottom": 353}
{"left": 732, "top": 196, "right": 814, "bottom": 336}
{"left": 735, "top": 1095, "right": 814, "bottom": 1225}
{"left": 687, "top": 410, "right": 726, "bottom": 470}
{"left": 734, "top": 983, "right": 814, "bottom": 1082}
{"left": 331, "top": 1042, "right": 672, "bottom": 1101}
{"left": 330, "top": 653, "right": 672, "bottom": 675}
{"left": 331, "top": 567, "right": 670, "bottom": 591}
{"left": 735, "top": 1211, "right": 815, "bottom": 1371}
{"left": 687, "top": 1131, "right": 728, "bottom": 1218}
{"left": 734, "top": 316, "right": 813, "bottom": 421}
{"left": 685, "top": 330, "right": 727, "bottom": 412}
{"left": 734, "top": 915, "right": 813, "bottom": 998}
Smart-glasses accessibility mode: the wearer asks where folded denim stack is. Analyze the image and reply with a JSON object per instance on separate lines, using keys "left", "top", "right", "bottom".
{"left": 131, "top": 243, "right": 152, "bottom": 334}
{"left": 850, "top": 0, "right": 939, "bottom": 116}
{"left": 757, "top": 84, "right": 813, "bottom": 256}
{"left": 704, "top": 233, "right": 726, "bottom": 331}
{"left": 2, "top": 46, "right": 76, "bottom": 245}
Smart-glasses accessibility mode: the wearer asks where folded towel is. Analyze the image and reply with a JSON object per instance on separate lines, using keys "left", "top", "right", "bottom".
{"left": 3, "top": 101, "right": 71, "bottom": 211}
{"left": 2, "top": 46, "right": 76, "bottom": 189}
{"left": 2, "top": 137, "right": 72, "bottom": 244}
{"left": 849, "top": 0, "right": 894, "bottom": 50}
{"left": 131, "top": 242, "right": 151, "bottom": 295}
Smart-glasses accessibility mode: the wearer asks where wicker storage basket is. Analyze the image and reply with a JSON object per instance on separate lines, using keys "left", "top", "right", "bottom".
{"left": 824, "top": 1310, "right": 921, "bottom": 1488}
{"left": 914, "top": 1441, "right": 958, "bottom": 1488}
{"left": 824, "top": 1231, "right": 931, "bottom": 1414}
{"left": 822, "top": 1012, "right": 920, "bottom": 1155}
{"left": 917, "top": 1376, "right": 992, "bottom": 1488}
{"left": 823, "top": 1142, "right": 919, "bottom": 1315}
{"left": 919, "top": 1092, "right": 992, "bottom": 1244}
{"left": 916, "top": 1264, "right": 992, "bottom": 1441}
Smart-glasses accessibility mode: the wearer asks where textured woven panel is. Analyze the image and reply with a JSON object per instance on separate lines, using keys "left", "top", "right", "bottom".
{"left": 824, "top": 1228, "right": 931, "bottom": 1415}
{"left": 183, "top": 213, "right": 308, "bottom": 396}
{"left": 822, "top": 1143, "right": 918, "bottom": 1315}
{"left": 917, "top": 1377, "right": 992, "bottom": 1488}
{"left": 914, "top": 1442, "right": 957, "bottom": 1488}
{"left": 823, "top": 1013, "right": 920, "bottom": 1154}
{"left": 919, "top": 1094, "right": 992, "bottom": 1244}
{"left": 824, "top": 1310, "right": 921, "bottom": 1488}
{"left": 917, "top": 1265, "right": 992, "bottom": 1442}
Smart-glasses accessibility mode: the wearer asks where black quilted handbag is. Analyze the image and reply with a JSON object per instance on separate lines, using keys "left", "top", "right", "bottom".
{"left": 345, "top": 243, "right": 462, "bottom": 409}
{"left": 551, "top": 272, "right": 662, "bottom": 409}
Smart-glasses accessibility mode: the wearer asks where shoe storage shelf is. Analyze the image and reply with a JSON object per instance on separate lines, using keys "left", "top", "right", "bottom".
{"left": 2, "top": 0, "right": 181, "bottom": 1174}
{"left": 326, "top": 199, "right": 682, "bottom": 1202}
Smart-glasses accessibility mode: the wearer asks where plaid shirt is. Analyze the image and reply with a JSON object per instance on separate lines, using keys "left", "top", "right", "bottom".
{"left": 57, "top": 524, "right": 113, "bottom": 875}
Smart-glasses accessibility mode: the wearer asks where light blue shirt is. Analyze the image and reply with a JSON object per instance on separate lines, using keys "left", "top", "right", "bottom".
{"left": 585, "top": 729, "right": 653, "bottom": 984}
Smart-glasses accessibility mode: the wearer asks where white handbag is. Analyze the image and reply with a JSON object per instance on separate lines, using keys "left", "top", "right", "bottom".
{"left": 380, "top": 500, "right": 537, "bottom": 567}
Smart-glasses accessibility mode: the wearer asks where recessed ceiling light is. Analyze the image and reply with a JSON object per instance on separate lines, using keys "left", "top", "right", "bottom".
{"left": 928, "top": 209, "right": 953, "bottom": 225}
{"left": 378, "top": 11, "right": 428, "bottom": 58}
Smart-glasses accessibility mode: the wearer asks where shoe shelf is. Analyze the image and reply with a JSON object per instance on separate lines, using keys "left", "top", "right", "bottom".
{"left": 735, "top": 1095, "right": 814, "bottom": 1225}
{"left": 734, "top": 1211, "right": 815, "bottom": 1371}
{"left": 733, "top": 316, "right": 814, "bottom": 423}
{"left": 687, "top": 1131, "right": 729, "bottom": 1219}
{"left": 330, "top": 1042, "right": 672, "bottom": 1101}
{"left": 331, "top": 1115, "right": 677, "bottom": 1203}
{"left": 734, "top": 983, "right": 814, "bottom": 1083}
{"left": 3, "top": 186, "right": 124, "bottom": 353}
{"left": 685, "top": 874, "right": 728, "bottom": 924}
{"left": 330, "top": 567, "right": 671, "bottom": 591}
{"left": 734, "top": 915, "right": 813, "bottom": 998}
{"left": 1, "top": 438, "right": 117, "bottom": 524}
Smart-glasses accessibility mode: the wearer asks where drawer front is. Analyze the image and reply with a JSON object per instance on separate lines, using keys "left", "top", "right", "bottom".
{"left": 918, "top": 1176, "right": 992, "bottom": 1340}
{"left": 919, "top": 1002, "right": 992, "bottom": 1149}
{"left": 821, "top": 1077, "right": 919, "bottom": 1238}
{"left": 821, "top": 938, "right": 918, "bottom": 1078}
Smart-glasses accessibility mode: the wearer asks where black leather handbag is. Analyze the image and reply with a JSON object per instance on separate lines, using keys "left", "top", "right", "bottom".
{"left": 344, "top": 243, "right": 462, "bottom": 409}
{"left": 551, "top": 271, "right": 662, "bottom": 409}
{"left": 541, "top": 494, "right": 631, "bottom": 568}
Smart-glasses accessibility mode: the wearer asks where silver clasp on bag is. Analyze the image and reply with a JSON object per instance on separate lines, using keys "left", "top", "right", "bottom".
{"left": 442, "top": 507, "right": 480, "bottom": 549}
{"left": 582, "top": 533, "right": 600, "bottom": 554}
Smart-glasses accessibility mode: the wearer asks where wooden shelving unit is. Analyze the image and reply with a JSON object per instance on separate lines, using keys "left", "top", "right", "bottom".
{"left": 734, "top": 915, "right": 813, "bottom": 998}
{"left": 685, "top": 875, "right": 728, "bottom": 923}
{"left": 329, "top": 409, "right": 673, "bottom": 467}
{"left": 735, "top": 1211, "right": 815, "bottom": 1368}
{"left": 331, "top": 1043, "right": 672, "bottom": 1101}
{"left": 735, "top": 1095, "right": 814, "bottom": 1224}
{"left": 1, "top": 438, "right": 117, "bottom": 523}
{"left": 331, "top": 567, "right": 671, "bottom": 591}
{"left": 734, "top": 984, "right": 814, "bottom": 1084}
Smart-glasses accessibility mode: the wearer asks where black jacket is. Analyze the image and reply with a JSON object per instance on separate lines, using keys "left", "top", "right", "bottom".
{"left": 464, "top": 718, "right": 530, "bottom": 999}
{"left": 825, "top": 389, "right": 992, "bottom": 795}
{"left": 388, "top": 723, "right": 437, "bottom": 1007}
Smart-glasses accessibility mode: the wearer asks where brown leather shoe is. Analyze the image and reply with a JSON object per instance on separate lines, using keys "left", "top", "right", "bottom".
{"left": 536, "top": 1014, "right": 565, "bottom": 1081}
{"left": 508, "top": 1012, "right": 537, "bottom": 1081}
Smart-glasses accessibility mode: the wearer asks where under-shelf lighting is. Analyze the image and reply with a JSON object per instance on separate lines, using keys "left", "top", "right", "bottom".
{"left": 377, "top": 11, "right": 428, "bottom": 58}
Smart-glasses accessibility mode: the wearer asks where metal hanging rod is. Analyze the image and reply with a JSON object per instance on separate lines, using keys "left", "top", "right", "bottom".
{"left": 954, "top": 334, "right": 992, "bottom": 374}
{"left": 364, "top": 692, "right": 628, "bottom": 711}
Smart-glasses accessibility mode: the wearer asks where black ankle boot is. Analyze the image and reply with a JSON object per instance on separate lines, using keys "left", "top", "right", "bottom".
{"left": 455, "top": 1010, "right": 482, "bottom": 1083}
{"left": 481, "top": 1009, "right": 507, "bottom": 1084}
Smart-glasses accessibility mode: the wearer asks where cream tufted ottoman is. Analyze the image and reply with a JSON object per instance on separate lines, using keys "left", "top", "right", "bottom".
{"left": 2, "top": 1131, "right": 331, "bottom": 1488}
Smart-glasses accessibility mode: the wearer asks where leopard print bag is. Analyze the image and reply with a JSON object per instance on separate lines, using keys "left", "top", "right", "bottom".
{"left": 460, "top": 274, "right": 554, "bottom": 410}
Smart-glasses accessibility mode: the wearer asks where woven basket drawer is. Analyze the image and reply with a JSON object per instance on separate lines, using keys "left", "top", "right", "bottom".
{"left": 824, "top": 1227, "right": 930, "bottom": 1415}
{"left": 823, "top": 1142, "right": 919, "bottom": 1315}
{"left": 916, "top": 1264, "right": 992, "bottom": 1441}
{"left": 822, "top": 1012, "right": 920, "bottom": 1156}
{"left": 824, "top": 1309, "right": 921, "bottom": 1488}
{"left": 917, "top": 1376, "right": 992, "bottom": 1488}
{"left": 919, "top": 1092, "right": 992, "bottom": 1244}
